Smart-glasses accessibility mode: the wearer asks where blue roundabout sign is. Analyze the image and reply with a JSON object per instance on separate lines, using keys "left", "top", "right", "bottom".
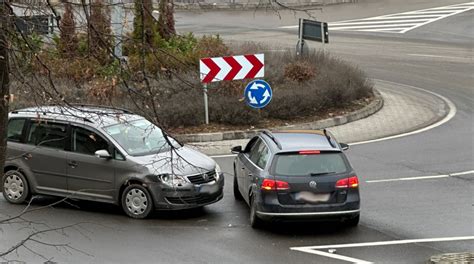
{"left": 244, "top": 79, "right": 273, "bottom": 109}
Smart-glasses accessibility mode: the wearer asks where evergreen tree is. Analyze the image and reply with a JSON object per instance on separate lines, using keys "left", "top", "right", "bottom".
{"left": 89, "top": 0, "right": 112, "bottom": 63}
{"left": 59, "top": 1, "right": 77, "bottom": 57}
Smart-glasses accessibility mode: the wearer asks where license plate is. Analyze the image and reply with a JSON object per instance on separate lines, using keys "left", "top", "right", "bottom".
{"left": 198, "top": 183, "right": 218, "bottom": 194}
{"left": 295, "top": 191, "right": 330, "bottom": 203}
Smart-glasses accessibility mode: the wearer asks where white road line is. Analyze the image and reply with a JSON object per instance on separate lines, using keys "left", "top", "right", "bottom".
{"left": 350, "top": 80, "right": 457, "bottom": 146}
{"left": 400, "top": 8, "right": 473, "bottom": 33}
{"left": 330, "top": 23, "right": 420, "bottom": 30}
{"left": 450, "top": 170, "right": 474, "bottom": 176}
{"left": 278, "top": 2, "right": 474, "bottom": 33}
{"left": 291, "top": 236, "right": 474, "bottom": 251}
{"left": 365, "top": 170, "right": 474, "bottom": 183}
{"left": 210, "top": 154, "right": 237, "bottom": 158}
{"left": 329, "top": 19, "right": 431, "bottom": 26}
{"left": 293, "top": 247, "right": 373, "bottom": 264}
{"left": 407, "top": 53, "right": 468, "bottom": 60}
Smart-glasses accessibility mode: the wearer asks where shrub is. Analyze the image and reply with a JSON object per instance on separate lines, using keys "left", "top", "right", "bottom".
{"left": 284, "top": 59, "right": 316, "bottom": 82}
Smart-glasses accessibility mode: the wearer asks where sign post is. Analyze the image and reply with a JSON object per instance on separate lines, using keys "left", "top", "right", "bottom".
{"left": 203, "top": 84, "right": 209, "bottom": 124}
{"left": 199, "top": 54, "right": 264, "bottom": 124}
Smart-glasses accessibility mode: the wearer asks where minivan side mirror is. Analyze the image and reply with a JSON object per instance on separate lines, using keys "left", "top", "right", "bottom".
{"left": 231, "top": 146, "right": 242, "bottom": 154}
{"left": 340, "top": 143, "right": 349, "bottom": 151}
{"left": 95, "top": 149, "right": 112, "bottom": 159}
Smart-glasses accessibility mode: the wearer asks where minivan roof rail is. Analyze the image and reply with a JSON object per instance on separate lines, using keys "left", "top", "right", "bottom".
{"left": 10, "top": 109, "right": 93, "bottom": 123}
{"left": 69, "top": 104, "right": 135, "bottom": 114}
{"left": 261, "top": 129, "right": 282, "bottom": 149}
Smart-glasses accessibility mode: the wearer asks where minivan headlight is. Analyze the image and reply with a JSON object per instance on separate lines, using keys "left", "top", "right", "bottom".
{"left": 159, "top": 174, "right": 187, "bottom": 187}
{"left": 215, "top": 163, "right": 221, "bottom": 181}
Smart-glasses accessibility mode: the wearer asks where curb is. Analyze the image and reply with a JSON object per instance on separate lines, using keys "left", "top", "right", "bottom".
{"left": 177, "top": 89, "right": 383, "bottom": 143}
{"left": 175, "top": 0, "right": 356, "bottom": 11}
{"left": 429, "top": 252, "right": 473, "bottom": 263}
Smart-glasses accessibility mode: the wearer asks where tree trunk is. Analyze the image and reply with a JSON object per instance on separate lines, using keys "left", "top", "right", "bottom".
{"left": 0, "top": 0, "right": 11, "bottom": 185}
{"left": 158, "top": 0, "right": 175, "bottom": 40}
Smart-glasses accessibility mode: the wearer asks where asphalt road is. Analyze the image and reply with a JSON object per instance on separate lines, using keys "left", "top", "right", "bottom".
{"left": 1, "top": 1, "right": 473, "bottom": 263}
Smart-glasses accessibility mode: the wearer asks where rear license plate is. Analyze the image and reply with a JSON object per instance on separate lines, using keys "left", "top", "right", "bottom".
{"left": 295, "top": 191, "right": 330, "bottom": 203}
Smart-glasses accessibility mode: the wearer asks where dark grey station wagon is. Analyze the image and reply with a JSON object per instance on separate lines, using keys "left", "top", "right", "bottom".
{"left": 232, "top": 130, "right": 360, "bottom": 228}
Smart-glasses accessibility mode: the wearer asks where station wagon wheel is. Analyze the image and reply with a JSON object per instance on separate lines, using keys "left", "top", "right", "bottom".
{"left": 344, "top": 214, "right": 360, "bottom": 227}
{"left": 233, "top": 167, "right": 243, "bottom": 201}
{"left": 121, "top": 184, "right": 153, "bottom": 219}
{"left": 249, "top": 195, "right": 262, "bottom": 228}
{"left": 2, "top": 170, "right": 30, "bottom": 204}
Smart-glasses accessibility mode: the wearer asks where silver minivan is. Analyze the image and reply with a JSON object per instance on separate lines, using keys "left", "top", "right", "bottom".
{"left": 3, "top": 106, "right": 224, "bottom": 218}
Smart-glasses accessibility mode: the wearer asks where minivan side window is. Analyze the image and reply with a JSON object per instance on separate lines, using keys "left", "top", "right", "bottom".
{"left": 27, "top": 122, "right": 68, "bottom": 150}
{"left": 7, "top": 119, "right": 26, "bottom": 142}
{"left": 72, "top": 127, "right": 109, "bottom": 156}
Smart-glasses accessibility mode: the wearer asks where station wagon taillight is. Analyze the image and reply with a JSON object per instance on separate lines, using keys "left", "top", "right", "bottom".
{"left": 261, "top": 179, "right": 290, "bottom": 191}
{"left": 335, "top": 176, "right": 359, "bottom": 188}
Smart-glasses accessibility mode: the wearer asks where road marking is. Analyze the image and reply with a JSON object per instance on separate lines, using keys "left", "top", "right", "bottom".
{"left": 365, "top": 170, "right": 474, "bottom": 183}
{"left": 211, "top": 154, "right": 237, "bottom": 158}
{"left": 291, "top": 236, "right": 474, "bottom": 263}
{"left": 293, "top": 247, "right": 372, "bottom": 264}
{"left": 278, "top": 2, "right": 474, "bottom": 33}
{"left": 350, "top": 80, "right": 457, "bottom": 146}
{"left": 407, "top": 53, "right": 469, "bottom": 60}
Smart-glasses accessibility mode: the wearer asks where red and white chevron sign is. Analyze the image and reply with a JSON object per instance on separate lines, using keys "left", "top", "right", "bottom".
{"left": 199, "top": 54, "right": 264, "bottom": 83}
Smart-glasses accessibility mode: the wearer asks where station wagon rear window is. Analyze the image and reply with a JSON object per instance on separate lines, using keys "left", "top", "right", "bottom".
{"left": 271, "top": 152, "right": 349, "bottom": 176}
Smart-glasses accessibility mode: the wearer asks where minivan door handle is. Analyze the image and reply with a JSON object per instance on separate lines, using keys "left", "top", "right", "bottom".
{"left": 68, "top": 161, "right": 78, "bottom": 168}
{"left": 248, "top": 173, "right": 253, "bottom": 177}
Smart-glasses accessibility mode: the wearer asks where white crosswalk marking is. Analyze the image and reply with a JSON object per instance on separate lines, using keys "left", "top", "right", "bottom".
{"left": 279, "top": 2, "right": 474, "bottom": 34}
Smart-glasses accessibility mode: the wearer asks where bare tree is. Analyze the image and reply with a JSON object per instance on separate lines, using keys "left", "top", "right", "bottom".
{"left": 0, "top": 0, "right": 10, "bottom": 190}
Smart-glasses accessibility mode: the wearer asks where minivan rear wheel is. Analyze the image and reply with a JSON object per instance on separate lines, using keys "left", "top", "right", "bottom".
{"left": 121, "top": 184, "right": 153, "bottom": 219}
{"left": 2, "top": 170, "right": 30, "bottom": 204}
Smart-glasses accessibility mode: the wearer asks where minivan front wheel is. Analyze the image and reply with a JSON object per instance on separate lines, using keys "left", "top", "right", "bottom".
{"left": 121, "top": 184, "right": 153, "bottom": 219}
{"left": 2, "top": 170, "right": 30, "bottom": 204}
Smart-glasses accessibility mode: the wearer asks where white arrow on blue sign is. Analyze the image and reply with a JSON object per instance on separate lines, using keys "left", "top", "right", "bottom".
{"left": 244, "top": 79, "right": 273, "bottom": 109}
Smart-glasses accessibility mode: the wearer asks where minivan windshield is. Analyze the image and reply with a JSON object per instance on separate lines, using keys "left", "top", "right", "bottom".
{"left": 271, "top": 152, "right": 349, "bottom": 176}
{"left": 104, "top": 119, "right": 179, "bottom": 156}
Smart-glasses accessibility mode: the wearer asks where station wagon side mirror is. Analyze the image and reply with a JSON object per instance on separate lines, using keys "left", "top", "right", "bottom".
{"left": 231, "top": 146, "right": 242, "bottom": 154}
{"left": 95, "top": 149, "right": 112, "bottom": 159}
{"left": 340, "top": 143, "right": 349, "bottom": 151}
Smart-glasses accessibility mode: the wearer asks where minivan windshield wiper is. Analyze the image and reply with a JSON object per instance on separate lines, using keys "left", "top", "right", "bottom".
{"left": 310, "top": 172, "right": 335, "bottom": 176}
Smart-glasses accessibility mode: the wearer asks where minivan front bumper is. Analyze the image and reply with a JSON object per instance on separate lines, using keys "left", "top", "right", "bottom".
{"left": 149, "top": 173, "right": 224, "bottom": 210}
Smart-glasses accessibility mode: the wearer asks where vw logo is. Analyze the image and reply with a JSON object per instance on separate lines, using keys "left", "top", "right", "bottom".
{"left": 202, "top": 173, "right": 209, "bottom": 181}
{"left": 309, "top": 181, "right": 317, "bottom": 189}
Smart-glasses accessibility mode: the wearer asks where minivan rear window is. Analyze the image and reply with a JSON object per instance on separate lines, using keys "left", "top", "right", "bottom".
{"left": 7, "top": 119, "right": 26, "bottom": 142}
{"left": 271, "top": 152, "right": 349, "bottom": 176}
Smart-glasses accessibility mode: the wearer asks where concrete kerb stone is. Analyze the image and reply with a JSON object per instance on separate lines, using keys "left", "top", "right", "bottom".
{"left": 429, "top": 252, "right": 473, "bottom": 263}
{"left": 176, "top": 89, "right": 383, "bottom": 143}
